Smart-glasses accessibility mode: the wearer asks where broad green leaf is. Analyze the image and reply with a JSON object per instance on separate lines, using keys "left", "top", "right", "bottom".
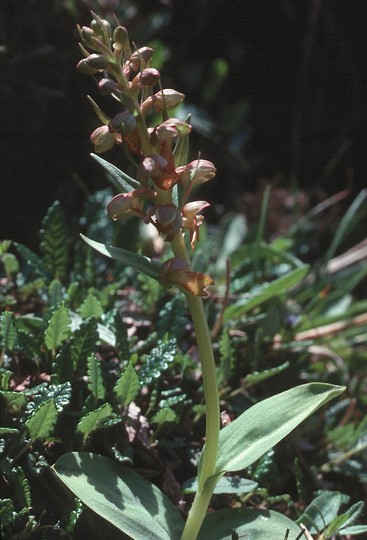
{"left": 53, "top": 452, "right": 184, "bottom": 540}
{"left": 26, "top": 399, "right": 58, "bottom": 442}
{"left": 76, "top": 403, "right": 113, "bottom": 442}
{"left": 113, "top": 362, "right": 139, "bottom": 407}
{"left": 208, "top": 383, "right": 344, "bottom": 476}
{"left": 0, "top": 311, "right": 17, "bottom": 351}
{"left": 44, "top": 304, "right": 71, "bottom": 351}
{"left": 183, "top": 476, "right": 258, "bottom": 495}
{"left": 80, "top": 293, "right": 103, "bottom": 320}
{"left": 197, "top": 507, "right": 301, "bottom": 540}
{"left": 81, "top": 234, "right": 162, "bottom": 280}
{"left": 224, "top": 265, "right": 309, "bottom": 321}
{"left": 87, "top": 354, "right": 106, "bottom": 401}
{"left": 0, "top": 391, "right": 26, "bottom": 409}
{"left": 91, "top": 153, "right": 141, "bottom": 191}
{"left": 151, "top": 408, "right": 178, "bottom": 425}
{"left": 297, "top": 491, "right": 348, "bottom": 533}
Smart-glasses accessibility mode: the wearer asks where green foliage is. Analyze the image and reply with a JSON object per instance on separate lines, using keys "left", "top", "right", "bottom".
{"left": 26, "top": 399, "right": 58, "bottom": 441}
{"left": 113, "top": 361, "right": 140, "bottom": 407}
{"left": 80, "top": 292, "right": 104, "bottom": 319}
{"left": 39, "top": 201, "right": 69, "bottom": 280}
{"left": 44, "top": 303, "right": 71, "bottom": 351}
{"left": 87, "top": 353, "right": 106, "bottom": 403}
{"left": 53, "top": 452, "right": 185, "bottom": 540}
{"left": 139, "top": 338, "right": 177, "bottom": 384}
{"left": 77, "top": 403, "right": 114, "bottom": 444}
{"left": 0, "top": 311, "right": 17, "bottom": 353}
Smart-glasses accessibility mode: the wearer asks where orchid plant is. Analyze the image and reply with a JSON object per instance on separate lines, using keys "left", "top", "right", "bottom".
{"left": 53, "top": 13, "right": 345, "bottom": 540}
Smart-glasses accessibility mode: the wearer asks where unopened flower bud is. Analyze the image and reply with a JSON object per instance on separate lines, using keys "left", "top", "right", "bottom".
{"left": 90, "top": 125, "right": 116, "bottom": 153}
{"left": 155, "top": 118, "right": 191, "bottom": 142}
{"left": 113, "top": 26, "right": 129, "bottom": 51}
{"left": 138, "top": 68, "right": 160, "bottom": 86}
{"left": 85, "top": 53, "right": 114, "bottom": 70}
{"left": 91, "top": 17, "right": 112, "bottom": 39}
{"left": 107, "top": 189, "right": 156, "bottom": 220}
{"left": 109, "top": 111, "right": 137, "bottom": 133}
{"left": 129, "top": 47, "right": 153, "bottom": 71}
{"left": 176, "top": 159, "right": 216, "bottom": 186}
{"left": 98, "top": 78, "right": 122, "bottom": 96}
{"left": 148, "top": 204, "right": 182, "bottom": 240}
{"left": 140, "top": 89, "right": 185, "bottom": 115}
{"left": 79, "top": 26, "right": 98, "bottom": 48}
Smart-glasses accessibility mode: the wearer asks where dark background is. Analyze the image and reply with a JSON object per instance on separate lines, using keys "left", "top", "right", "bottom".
{"left": 1, "top": 0, "right": 366, "bottom": 248}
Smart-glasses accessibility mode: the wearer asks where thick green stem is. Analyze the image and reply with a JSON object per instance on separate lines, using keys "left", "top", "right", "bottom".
{"left": 170, "top": 233, "right": 220, "bottom": 540}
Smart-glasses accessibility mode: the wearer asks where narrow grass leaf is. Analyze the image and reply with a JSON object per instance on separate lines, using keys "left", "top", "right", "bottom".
{"left": 325, "top": 189, "right": 367, "bottom": 263}
{"left": 113, "top": 362, "right": 140, "bottom": 407}
{"left": 210, "top": 383, "right": 344, "bottom": 476}
{"left": 26, "top": 399, "right": 58, "bottom": 442}
{"left": 53, "top": 452, "right": 184, "bottom": 540}
{"left": 44, "top": 304, "right": 71, "bottom": 351}
{"left": 224, "top": 265, "right": 309, "bottom": 321}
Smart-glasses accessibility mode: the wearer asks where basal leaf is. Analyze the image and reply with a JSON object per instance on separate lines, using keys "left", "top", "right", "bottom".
{"left": 244, "top": 361, "right": 289, "bottom": 386}
{"left": 113, "top": 361, "right": 140, "bottom": 407}
{"left": 11, "top": 466, "right": 32, "bottom": 507}
{"left": 0, "top": 499, "right": 15, "bottom": 527}
{"left": 0, "top": 391, "right": 26, "bottom": 410}
{"left": 198, "top": 508, "right": 301, "bottom": 540}
{"left": 139, "top": 338, "right": 177, "bottom": 385}
{"left": 224, "top": 265, "right": 309, "bottom": 322}
{"left": 26, "top": 399, "right": 58, "bottom": 442}
{"left": 0, "top": 311, "right": 17, "bottom": 352}
{"left": 54, "top": 318, "right": 98, "bottom": 382}
{"left": 44, "top": 304, "right": 71, "bottom": 351}
{"left": 14, "top": 242, "right": 47, "bottom": 278}
{"left": 81, "top": 234, "right": 162, "bottom": 280}
{"left": 53, "top": 452, "right": 184, "bottom": 540}
{"left": 297, "top": 491, "right": 349, "bottom": 534}
{"left": 76, "top": 403, "right": 113, "bottom": 442}
{"left": 87, "top": 353, "right": 106, "bottom": 402}
{"left": 80, "top": 293, "right": 103, "bottom": 320}
{"left": 91, "top": 153, "right": 141, "bottom": 191}
{"left": 39, "top": 201, "right": 69, "bottom": 280}
{"left": 207, "top": 383, "right": 344, "bottom": 477}
{"left": 183, "top": 476, "right": 258, "bottom": 495}
{"left": 151, "top": 408, "right": 178, "bottom": 425}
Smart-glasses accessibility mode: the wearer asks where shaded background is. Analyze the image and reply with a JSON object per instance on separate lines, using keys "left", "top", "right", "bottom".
{"left": 1, "top": 0, "right": 366, "bottom": 248}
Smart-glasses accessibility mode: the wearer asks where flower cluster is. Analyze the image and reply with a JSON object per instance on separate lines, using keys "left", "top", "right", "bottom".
{"left": 78, "top": 14, "right": 216, "bottom": 296}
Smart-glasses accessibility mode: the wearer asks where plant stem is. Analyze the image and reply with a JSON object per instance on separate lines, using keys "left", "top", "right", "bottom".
{"left": 170, "top": 233, "right": 220, "bottom": 540}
